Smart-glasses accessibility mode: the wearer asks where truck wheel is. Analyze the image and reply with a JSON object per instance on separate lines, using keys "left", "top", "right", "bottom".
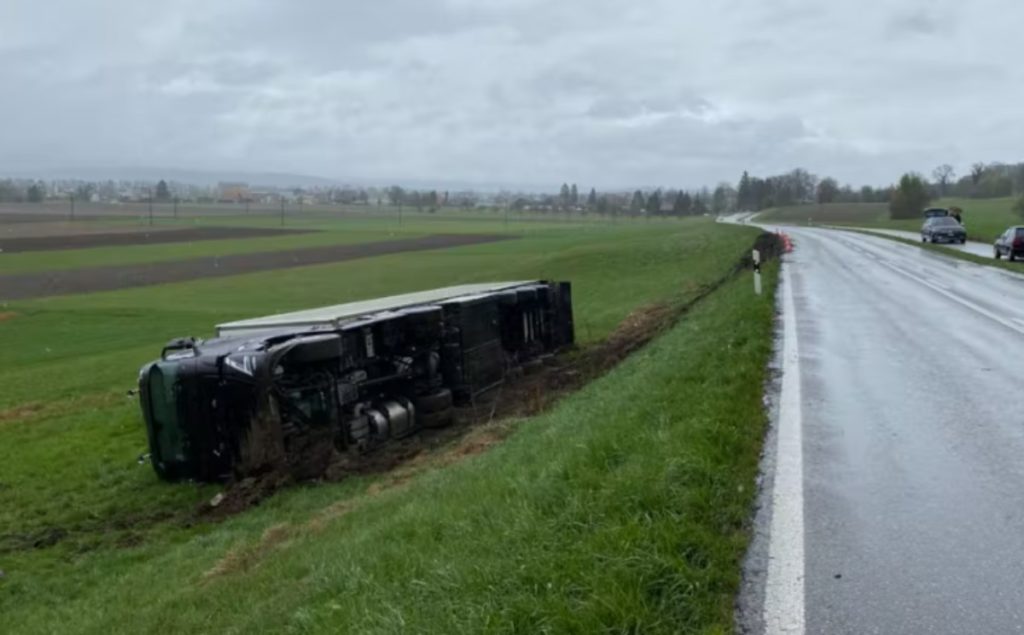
{"left": 420, "top": 408, "right": 454, "bottom": 429}
{"left": 414, "top": 388, "right": 453, "bottom": 414}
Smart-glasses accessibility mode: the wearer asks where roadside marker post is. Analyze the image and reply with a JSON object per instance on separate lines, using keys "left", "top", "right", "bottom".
{"left": 753, "top": 249, "right": 762, "bottom": 295}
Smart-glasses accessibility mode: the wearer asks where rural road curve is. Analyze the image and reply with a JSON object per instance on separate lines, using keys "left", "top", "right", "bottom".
{"left": 743, "top": 227, "right": 1024, "bottom": 634}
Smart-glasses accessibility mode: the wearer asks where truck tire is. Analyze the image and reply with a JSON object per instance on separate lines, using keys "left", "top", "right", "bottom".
{"left": 414, "top": 388, "right": 453, "bottom": 414}
{"left": 420, "top": 408, "right": 454, "bottom": 429}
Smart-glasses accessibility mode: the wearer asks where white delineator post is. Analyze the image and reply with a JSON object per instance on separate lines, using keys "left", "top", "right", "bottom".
{"left": 753, "top": 249, "right": 762, "bottom": 295}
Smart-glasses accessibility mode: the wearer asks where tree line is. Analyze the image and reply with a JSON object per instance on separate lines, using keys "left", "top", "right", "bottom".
{"left": 0, "top": 179, "right": 47, "bottom": 203}
{"left": 736, "top": 169, "right": 894, "bottom": 211}
{"left": 889, "top": 162, "right": 1024, "bottom": 219}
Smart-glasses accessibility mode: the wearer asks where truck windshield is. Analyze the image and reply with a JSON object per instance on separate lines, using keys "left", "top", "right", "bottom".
{"left": 148, "top": 363, "right": 185, "bottom": 463}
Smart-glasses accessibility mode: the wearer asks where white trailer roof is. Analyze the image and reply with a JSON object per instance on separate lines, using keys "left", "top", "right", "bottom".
{"left": 216, "top": 281, "right": 537, "bottom": 336}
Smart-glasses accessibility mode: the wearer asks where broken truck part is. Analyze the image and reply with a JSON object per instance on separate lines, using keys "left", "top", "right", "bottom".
{"left": 138, "top": 281, "right": 574, "bottom": 482}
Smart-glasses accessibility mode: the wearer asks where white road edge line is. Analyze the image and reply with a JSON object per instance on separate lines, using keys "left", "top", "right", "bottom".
{"left": 763, "top": 262, "right": 806, "bottom": 635}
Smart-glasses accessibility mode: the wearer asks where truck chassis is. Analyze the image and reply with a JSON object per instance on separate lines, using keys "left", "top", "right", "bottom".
{"left": 138, "top": 281, "right": 574, "bottom": 482}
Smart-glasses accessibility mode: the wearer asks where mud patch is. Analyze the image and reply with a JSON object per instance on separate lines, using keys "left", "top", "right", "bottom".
{"left": 0, "top": 311, "right": 17, "bottom": 322}
{"left": 0, "top": 403, "right": 44, "bottom": 425}
{"left": 0, "top": 507, "right": 181, "bottom": 556}
{"left": 201, "top": 523, "right": 294, "bottom": 582}
{"left": 0, "top": 392, "right": 126, "bottom": 427}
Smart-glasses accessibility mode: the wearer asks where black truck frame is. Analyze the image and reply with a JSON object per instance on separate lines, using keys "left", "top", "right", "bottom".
{"left": 138, "top": 281, "right": 574, "bottom": 482}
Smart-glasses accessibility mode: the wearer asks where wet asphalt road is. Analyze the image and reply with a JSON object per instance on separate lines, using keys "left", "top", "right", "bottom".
{"left": 748, "top": 227, "right": 1024, "bottom": 634}
{"left": 841, "top": 226, "right": 995, "bottom": 259}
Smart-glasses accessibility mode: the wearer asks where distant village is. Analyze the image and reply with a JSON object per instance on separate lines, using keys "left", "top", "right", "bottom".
{"left": 0, "top": 175, "right": 732, "bottom": 217}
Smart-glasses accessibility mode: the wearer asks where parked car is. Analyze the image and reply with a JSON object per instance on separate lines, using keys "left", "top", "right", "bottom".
{"left": 924, "top": 207, "right": 949, "bottom": 219}
{"left": 921, "top": 216, "right": 966, "bottom": 244}
{"left": 994, "top": 227, "right": 1024, "bottom": 261}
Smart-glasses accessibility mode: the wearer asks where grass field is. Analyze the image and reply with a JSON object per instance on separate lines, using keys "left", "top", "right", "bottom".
{"left": 755, "top": 197, "right": 1022, "bottom": 242}
{"left": 0, "top": 216, "right": 778, "bottom": 633}
{"left": 0, "top": 210, "right": 625, "bottom": 274}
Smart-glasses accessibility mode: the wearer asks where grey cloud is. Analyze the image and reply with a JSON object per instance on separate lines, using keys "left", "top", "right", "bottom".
{"left": 1, "top": 0, "right": 1023, "bottom": 189}
{"left": 886, "top": 9, "right": 948, "bottom": 36}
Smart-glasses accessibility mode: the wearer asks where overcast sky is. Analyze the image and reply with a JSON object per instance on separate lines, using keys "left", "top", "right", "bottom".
{"left": 1, "top": 0, "right": 1021, "bottom": 189}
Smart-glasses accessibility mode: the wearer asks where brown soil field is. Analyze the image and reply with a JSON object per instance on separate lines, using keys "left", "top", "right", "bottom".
{"left": 0, "top": 220, "right": 139, "bottom": 238}
{"left": 0, "top": 234, "right": 510, "bottom": 301}
{"left": 0, "top": 226, "right": 314, "bottom": 253}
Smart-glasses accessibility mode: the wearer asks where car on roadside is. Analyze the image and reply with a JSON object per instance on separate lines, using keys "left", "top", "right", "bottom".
{"left": 993, "top": 226, "right": 1024, "bottom": 261}
{"left": 921, "top": 216, "right": 967, "bottom": 244}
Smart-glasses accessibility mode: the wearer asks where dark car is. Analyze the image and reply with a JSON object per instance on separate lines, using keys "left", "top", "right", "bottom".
{"left": 924, "top": 207, "right": 950, "bottom": 218}
{"left": 921, "top": 216, "right": 966, "bottom": 244}
{"left": 994, "top": 226, "right": 1024, "bottom": 261}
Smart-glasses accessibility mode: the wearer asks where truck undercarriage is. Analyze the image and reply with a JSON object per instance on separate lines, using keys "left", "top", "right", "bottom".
{"left": 138, "top": 281, "right": 574, "bottom": 482}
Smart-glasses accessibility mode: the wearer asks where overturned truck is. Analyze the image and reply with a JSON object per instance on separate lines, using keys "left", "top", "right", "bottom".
{"left": 138, "top": 281, "right": 574, "bottom": 482}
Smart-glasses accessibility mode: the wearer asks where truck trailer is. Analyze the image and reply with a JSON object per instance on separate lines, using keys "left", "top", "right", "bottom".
{"left": 138, "top": 281, "right": 574, "bottom": 482}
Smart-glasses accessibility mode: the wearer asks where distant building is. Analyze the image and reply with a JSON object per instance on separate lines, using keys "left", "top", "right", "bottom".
{"left": 217, "top": 182, "right": 250, "bottom": 203}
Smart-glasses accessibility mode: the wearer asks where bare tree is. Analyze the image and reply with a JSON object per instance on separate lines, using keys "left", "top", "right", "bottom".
{"left": 932, "top": 164, "right": 955, "bottom": 196}
{"left": 970, "top": 162, "right": 986, "bottom": 186}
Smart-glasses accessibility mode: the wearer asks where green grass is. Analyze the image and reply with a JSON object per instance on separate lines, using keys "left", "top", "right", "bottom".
{"left": 0, "top": 227, "right": 413, "bottom": 274}
{"left": 756, "top": 197, "right": 1022, "bottom": 242}
{"left": 0, "top": 221, "right": 750, "bottom": 409}
{"left": 0, "top": 219, "right": 777, "bottom": 634}
{"left": 0, "top": 212, "right": 642, "bottom": 275}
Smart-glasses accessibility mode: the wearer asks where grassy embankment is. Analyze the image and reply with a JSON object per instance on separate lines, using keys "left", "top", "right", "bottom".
{"left": 0, "top": 218, "right": 778, "bottom": 633}
{"left": 756, "top": 197, "right": 1020, "bottom": 242}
